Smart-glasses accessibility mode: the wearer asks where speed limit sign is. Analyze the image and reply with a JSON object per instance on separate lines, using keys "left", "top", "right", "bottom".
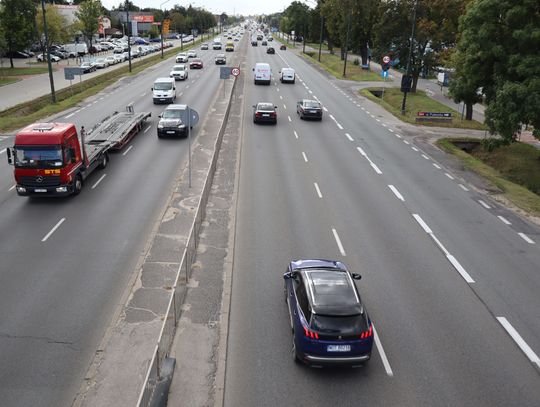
{"left": 383, "top": 55, "right": 390, "bottom": 64}
{"left": 231, "top": 67, "right": 240, "bottom": 77}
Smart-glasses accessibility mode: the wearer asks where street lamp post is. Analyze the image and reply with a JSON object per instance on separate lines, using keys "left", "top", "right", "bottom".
{"left": 318, "top": 14, "right": 324, "bottom": 62}
{"left": 125, "top": 1, "right": 132, "bottom": 72}
{"left": 160, "top": 0, "right": 171, "bottom": 59}
{"left": 41, "top": 0, "right": 56, "bottom": 103}
{"left": 401, "top": 0, "right": 419, "bottom": 115}
{"left": 342, "top": 12, "right": 351, "bottom": 77}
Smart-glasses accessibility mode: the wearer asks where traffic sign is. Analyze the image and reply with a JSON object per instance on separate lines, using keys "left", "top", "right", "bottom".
{"left": 220, "top": 67, "right": 232, "bottom": 79}
{"left": 231, "top": 67, "right": 240, "bottom": 77}
{"left": 383, "top": 55, "right": 390, "bottom": 64}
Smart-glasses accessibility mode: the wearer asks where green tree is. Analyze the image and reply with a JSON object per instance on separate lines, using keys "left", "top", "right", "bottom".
{"left": 76, "top": 0, "right": 103, "bottom": 53}
{"left": 0, "top": 0, "right": 36, "bottom": 68}
{"left": 35, "top": 4, "right": 72, "bottom": 54}
{"left": 451, "top": 0, "right": 540, "bottom": 141}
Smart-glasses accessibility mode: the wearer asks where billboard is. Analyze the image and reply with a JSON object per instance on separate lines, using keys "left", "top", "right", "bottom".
{"left": 132, "top": 15, "right": 154, "bottom": 23}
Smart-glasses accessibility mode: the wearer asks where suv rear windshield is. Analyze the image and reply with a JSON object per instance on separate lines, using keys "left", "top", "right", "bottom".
{"left": 304, "top": 101, "right": 320, "bottom": 108}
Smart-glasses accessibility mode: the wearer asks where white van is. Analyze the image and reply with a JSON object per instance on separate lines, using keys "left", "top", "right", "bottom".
{"left": 213, "top": 38, "right": 222, "bottom": 50}
{"left": 253, "top": 62, "right": 271, "bottom": 85}
{"left": 152, "top": 77, "right": 176, "bottom": 104}
{"left": 63, "top": 43, "right": 88, "bottom": 56}
{"left": 279, "top": 67, "right": 295, "bottom": 84}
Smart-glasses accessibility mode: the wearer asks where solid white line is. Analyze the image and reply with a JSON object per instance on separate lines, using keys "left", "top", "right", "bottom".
{"left": 430, "top": 234, "right": 450, "bottom": 256}
{"left": 345, "top": 133, "right": 354, "bottom": 141}
{"left": 433, "top": 163, "right": 441, "bottom": 169}
{"left": 445, "top": 173, "right": 455, "bottom": 180}
{"left": 144, "top": 125, "right": 151, "bottom": 133}
{"left": 302, "top": 152, "right": 308, "bottom": 162}
{"left": 478, "top": 200, "right": 491, "bottom": 209}
{"left": 332, "top": 228, "right": 346, "bottom": 256}
{"left": 9, "top": 184, "right": 16, "bottom": 191}
{"left": 370, "top": 162, "right": 383, "bottom": 175}
{"left": 42, "top": 218, "right": 65, "bottom": 242}
{"left": 412, "top": 146, "right": 418, "bottom": 151}
{"left": 518, "top": 233, "right": 535, "bottom": 244}
{"left": 372, "top": 324, "right": 393, "bottom": 377}
{"left": 422, "top": 154, "right": 430, "bottom": 160}
{"left": 413, "top": 214, "right": 432, "bottom": 234}
{"left": 288, "top": 116, "right": 292, "bottom": 122}
{"left": 0, "top": 148, "right": 6, "bottom": 154}
{"left": 388, "top": 185, "right": 404, "bottom": 201}
{"left": 497, "top": 216, "right": 511, "bottom": 225}
{"left": 446, "top": 254, "right": 475, "bottom": 283}
{"left": 314, "top": 182, "right": 323, "bottom": 198}
{"left": 403, "top": 140, "right": 410, "bottom": 145}
{"left": 65, "top": 112, "right": 75, "bottom": 119}
{"left": 357, "top": 147, "right": 367, "bottom": 156}
{"left": 336, "top": 123, "right": 343, "bottom": 130}
{"left": 293, "top": 130, "right": 298, "bottom": 139}
{"left": 459, "top": 184, "right": 469, "bottom": 191}
{"left": 91, "top": 173, "right": 107, "bottom": 189}
{"left": 497, "top": 317, "right": 540, "bottom": 368}
{"left": 122, "top": 145, "right": 133, "bottom": 156}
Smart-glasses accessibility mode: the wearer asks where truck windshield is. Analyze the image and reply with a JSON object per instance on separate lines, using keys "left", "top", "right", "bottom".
{"left": 14, "top": 146, "right": 63, "bottom": 168}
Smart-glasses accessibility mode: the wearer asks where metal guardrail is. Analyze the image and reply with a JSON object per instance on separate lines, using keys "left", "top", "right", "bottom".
{"left": 136, "top": 75, "right": 237, "bottom": 407}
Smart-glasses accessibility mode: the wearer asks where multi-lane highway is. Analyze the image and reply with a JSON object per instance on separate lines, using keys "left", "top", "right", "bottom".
{"left": 223, "top": 37, "right": 540, "bottom": 406}
{"left": 0, "top": 38, "right": 235, "bottom": 407}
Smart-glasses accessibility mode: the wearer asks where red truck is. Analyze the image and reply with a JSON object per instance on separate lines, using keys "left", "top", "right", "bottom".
{"left": 7, "top": 105, "right": 150, "bottom": 197}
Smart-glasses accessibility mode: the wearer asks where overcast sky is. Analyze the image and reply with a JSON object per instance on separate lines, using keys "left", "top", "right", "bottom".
{"left": 100, "top": 0, "right": 296, "bottom": 16}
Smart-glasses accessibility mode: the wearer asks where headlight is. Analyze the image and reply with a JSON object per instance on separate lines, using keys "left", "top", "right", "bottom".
{"left": 158, "top": 123, "right": 164, "bottom": 129}
{"left": 178, "top": 124, "right": 185, "bottom": 129}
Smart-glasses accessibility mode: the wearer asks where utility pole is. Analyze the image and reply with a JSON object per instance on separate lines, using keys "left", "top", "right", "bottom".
{"left": 401, "top": 0, "right": 418, "bottom": 115}
{"left": 342, "top": 12, "right": 351, "bottom": 77}
{"left": 41, "top": 0, "right": 56, "bottom": 103}
{"left": 318, "top": 14, "right": 324, "bottom": 62}
{"left": 125, "top": 0, "right": 132, "bottom": 72}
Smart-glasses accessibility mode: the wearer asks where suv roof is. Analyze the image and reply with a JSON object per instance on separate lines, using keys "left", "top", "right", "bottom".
{"left": 290, "top": 259, "right": 346, "bottom": 272}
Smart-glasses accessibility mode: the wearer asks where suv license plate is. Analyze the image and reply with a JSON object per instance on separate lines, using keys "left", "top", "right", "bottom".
{"left": 327, "top": 345, "right": 351, "bottom": 352}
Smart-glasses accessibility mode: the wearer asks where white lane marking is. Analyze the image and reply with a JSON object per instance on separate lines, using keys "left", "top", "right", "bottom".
{"left": 478, "top": 200, "right": 491, "bottom": 209}
{"left": 375, "top": 118, "right": 381, "bottom": 122}
{"left": 372, "top": 324, "right": 393, "bottom": 377}
{"left": 361, "top": 107, "right": 365, "bottom": 111}
{"left": 497, "top": 216, "right": 511, "bottom": 225}
{"left": 65, "top": 112, "right": 75, "bottom": 119}
{"left": 122, "top": 145, "right": 133, "bottom": 156}
{"left": 445, "top": 173, "right": 455, "bottom": 180}
{"left": 370, "top": 163, "right": 383, "bottom": 174}
{"left": 388, "top": 128, "right": 394, "bottom": 133}
{"left": 288, "top": 116, "right": 292, "bottom": 122}
{"left": 86, "top": 104, "right": 92, "bottom": 107}
{"left": 283, "top": 104, "right": 287, "bottom": 110}
{"left": 357, "top": 147, "right": 367, "bottom": 157}
{"left": 336, "top": 123, "right": 343, "bottom": 130}
{"left": 144, "top": 125, "right": 151, "bottom": 133}
{"left": 309, "top": 90, "right": 313, "bottom": 94}
{"left": 430, "top": 234, "right": 450, "bottom": 256}
{"left": 191, "top": 80, "right": 196, "bottom": 84}
{"left": 382, "top": 123, "right": 387, "bottom": 127}
{"left": 280, "top": 95, "right": 283, "bottom": 100}
{"left": 293, "top": 130, "right": 299, "bottom": 139}
{"left": 0, "top": 148, "right": 6, "bottom": 154}
{"left": 75, "top": 109, "right": 82, "bottom": 113}
{"left": 314, "top": 182, "right": 323, "bottom": 198}
{"left": 345, "top": 133, "right": 354, "bottom": 141}
{"left": 42, "top": 218, "right": 66, "bottom": 242}
{"left": 332, "top": 228, "right": 346, "bottom": 256}
{"left": 412, "top": 146, "right": 419, "bottom": 151}
{"left": 459, "top": 184, "right": 469, "bottom": 191}
{"left": 179, "top": 92, "right": 184, "bottom": 97}
{"left": 9, "top": 184, "right": 16, "bottom": 191}
{"left": 421, "top": 154, "right": 430, "bottom": 160}
{"left": 413, "top": 214, "right": 433, "bottom": 234}
{"left": 446, "top": 255, "right": 475, "bottom": 283}
{"left": 433, "top": 163, "right": 441, "bottom": 169}
{"left": 276, "top": 87, "right": 280, "bottom": 92}
{"left": 91, "top": 173, "right": 107, "bottom": 189}
{"left": 518, "top": 233, "right": 535, "bottom": 244}
{"left": 186, "top": 85, "right": 190, "bottom": 89}
{"left": 403, "top": 140, "right": 410, "bottom": 145}
{"left": 302, "top": 152, "right": 308, "bottom": 162}
{"left": 329, "top": 114, "right": 336, "bottom": 121}
{"left": 497, "top": 317, "right": 540, "bottom": 368}
{"left": 388, "top": 185, "right": 404, "bottom": 202}
{"left": 395, "top": 134, "right": 402, "bottom": 139}
{"left": 323, "top": 107, "right": 328, "bottom": 112}
{"left": 140, "top": 92, "right": 146, "bottom": 97}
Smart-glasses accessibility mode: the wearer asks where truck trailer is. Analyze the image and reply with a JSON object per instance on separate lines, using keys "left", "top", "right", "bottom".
{"left": 7, "top": 105, "right": 150, "bottom": 197}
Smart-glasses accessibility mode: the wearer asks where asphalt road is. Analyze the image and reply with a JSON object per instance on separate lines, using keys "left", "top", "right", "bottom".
{"left": 0, "top": 38, "right": 236, "bottom": 407}
{"left": 223, "top": 39, "right": 540, "bottom": 406}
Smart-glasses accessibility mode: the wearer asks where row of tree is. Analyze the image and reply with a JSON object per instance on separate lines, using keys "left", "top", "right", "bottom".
{"left": 268, "top": 0, "right": 538, "bottom": 142}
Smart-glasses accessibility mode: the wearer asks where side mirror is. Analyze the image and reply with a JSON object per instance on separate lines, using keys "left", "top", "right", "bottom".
{"left": 6, "top": 147, "right": 14, "bottom": 165}
{"left": 351, "top": 273, "right": 362, "bottom": 280}
{"left": 252, "top": 105, "right": 256, "bottom": 108}
{"left": 151, "top": 87, "right": 153, "bottom": 91}
{"left": 283, "top": 271, "right": 296, "bottom": 280}
{"left": 158, "top": 114, "right": 162, "bottom": 118}
{"left": 252, "top": 68, "right": 254, "bottom": 71}
{"left": 275, "top": 106, "right": 278, "bottom": 108}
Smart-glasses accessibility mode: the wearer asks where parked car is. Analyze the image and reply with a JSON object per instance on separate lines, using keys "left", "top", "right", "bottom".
{"left": 51, "top": 50, "right": 68, "bottom": 59}
{"left": 189, "top": 58, "right": 203, "bottom": 69}
{"left": 266, "top": 47, "right": 275, "bottom": 54}
{"left": 113, "top": 54, "right": 125, "bottom": 63}
{"left": 80, "top": 61, "right": 97, "bottom": 73}
{"left": 113, "top": 46, "right": 125, "bottom": 54}
{"left": 6, "top": 51, "right": 32, "bottom": 58}
{"left": 105, "top": 56, "right": 117, "bottom": 66}
{"left": 170, "top": 64, "right": 188, "bottom": 81}
{"left": 253, "top": 102, "right": 277, "bottom": 124}
{"left": 284, "top": 259, "right": 373, "bottom": 367}
{"left": 94, "top": 58, "right": 109, "bottom": 69}
{"left": 215, "top": 54, "right": 226, "bottom": 65}
{"left": 37, "top": 53, "right": 61, "bottom": 62}
{"left": 297, "top": 99, "right": 323, "bottom": 120}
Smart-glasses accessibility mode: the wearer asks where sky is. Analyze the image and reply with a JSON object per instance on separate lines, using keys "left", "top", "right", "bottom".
{"left": 100, "top": 0, "right": 296, "bottom": 16}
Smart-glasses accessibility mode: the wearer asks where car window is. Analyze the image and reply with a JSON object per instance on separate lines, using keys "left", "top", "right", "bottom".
{"left": 295, "top": 275, "right": 311, "bottom": 320}
{"left": 162, "top": 109, "right": 182, "bottom": 119}
{"left": 257, "top": 103, "right": 274, "bottom": 111}
{"left": 305, "top": 101, "right": 320, "bottom": 108}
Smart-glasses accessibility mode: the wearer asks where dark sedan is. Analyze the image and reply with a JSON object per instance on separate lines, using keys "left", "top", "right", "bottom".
{"left": 266, "top": 47, "right": 275, "bottom": 54}
{"left": 251, "top": 40, "right": 258, "bottom": 46}
{"left": 297, "top": 99, "right": 323, "bottom": 120}
{"left": 189, "top": 58, "right": 203, "bottom": 69}
{"left": 284, "top": 259, "right": 373, "bottom": 367}
{"left": 80, "top": 62, "right": 96, "bottom": 73}
{"left": 157, "top": 105, "right": 188, "bottom": 138}
{"left": 215, "top": 54, "right": 226, "bottom": 65}
{"left": 253, "top": 102, "right": 277, "bottom": 124}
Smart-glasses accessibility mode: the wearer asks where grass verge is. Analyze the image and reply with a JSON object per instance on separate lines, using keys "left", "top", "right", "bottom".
{"left": 361, "top": 87, "right": 486, "bottom": 130}
{"left": 0, "top": 66, "right": 52, "bottom": 76}
{"left": 437, "top": 138, "right": 540, "bottom": 216}
{"left": 0, "top": 77, "right": 20, "bottom": 86}
{"left": 302, "top": 51, "right": 381, "bottom": 82}
{"left": 0, "top": 41, "right": 201, "bottom": 133}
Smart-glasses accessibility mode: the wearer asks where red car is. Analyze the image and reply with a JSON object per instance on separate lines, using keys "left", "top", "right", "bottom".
{"left": 189, "top": 58, "right": 203, "bottom": 69}
{"left": 280, "top": 44, "right": 286, "bottom": 50}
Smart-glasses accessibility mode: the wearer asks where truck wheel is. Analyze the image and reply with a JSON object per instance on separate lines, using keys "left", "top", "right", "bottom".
{"left": 73, "top": 175, "right": 83, "bottom": 196}
{"left": 99, "top": 153, "right": 108, "bottom": 169}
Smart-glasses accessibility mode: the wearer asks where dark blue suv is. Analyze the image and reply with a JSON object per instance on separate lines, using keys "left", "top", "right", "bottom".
{"left": 284, "top": 259, "right": 373, "bottom": 367}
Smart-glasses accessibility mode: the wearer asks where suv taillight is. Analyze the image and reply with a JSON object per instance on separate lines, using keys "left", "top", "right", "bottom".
{"left": 303, "top": 326, "right": 319, "bottom": 339}
{"left": 360, "top": 325, "right": 373, "bottom": 339}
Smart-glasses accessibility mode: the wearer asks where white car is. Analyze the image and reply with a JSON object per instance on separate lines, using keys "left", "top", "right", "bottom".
{"left": 176, "top": 52, "right": 188, "bottom": 63}
{"left": 170, "top": 64, "right": 188, "bottom": 81}
{"left": 187, "top": 50, "right": 197, "bottom": 58}
{"left": 113, "top": 54, "right": 124, "bottom": 63}
{"left": 105, "top": 56, "right": 117, "bottom": 65}
{"left": 94, "top": 58, "right": 109, "bottom": 68}
{"left": 37, "top": 53, "right": 60, "bottom": 62}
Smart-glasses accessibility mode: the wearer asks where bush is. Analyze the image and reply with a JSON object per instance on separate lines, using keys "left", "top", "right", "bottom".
{"left": 353, "top": 58, "right": 360, "bottom": 66}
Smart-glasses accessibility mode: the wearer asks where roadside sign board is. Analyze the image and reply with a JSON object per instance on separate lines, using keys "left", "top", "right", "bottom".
{"left": 64, "top": 67, "right": 84, "bottom": 80}
{"left": 417, "top": 111, "right": 452, "bottom": 118}
{"left": 383, "top": 55, "right": 390, "bottom": 64}
{"left": 179, "top": 107, "right": 200, "bottom": 126}
{"left": 220, "top": 66, "right": 232, "bottom": 79}
{"left": 231, "top": 67, "right": 240, "bottom": 77}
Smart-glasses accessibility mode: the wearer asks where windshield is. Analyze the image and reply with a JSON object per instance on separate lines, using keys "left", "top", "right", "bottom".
{"left": 257, "top": 103, "right": 274, "bottom": 111}
{"left": 154, "top": 82, "right": 172, "bottom": 90}
{"left": 14, "top": 146, "right": 63, "bottom": 168}
{"left": 172, "top": 66, "right": 185, "bottom": 71}
{"left": 162, "top": 109, "right": 182, "bottom": 119}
